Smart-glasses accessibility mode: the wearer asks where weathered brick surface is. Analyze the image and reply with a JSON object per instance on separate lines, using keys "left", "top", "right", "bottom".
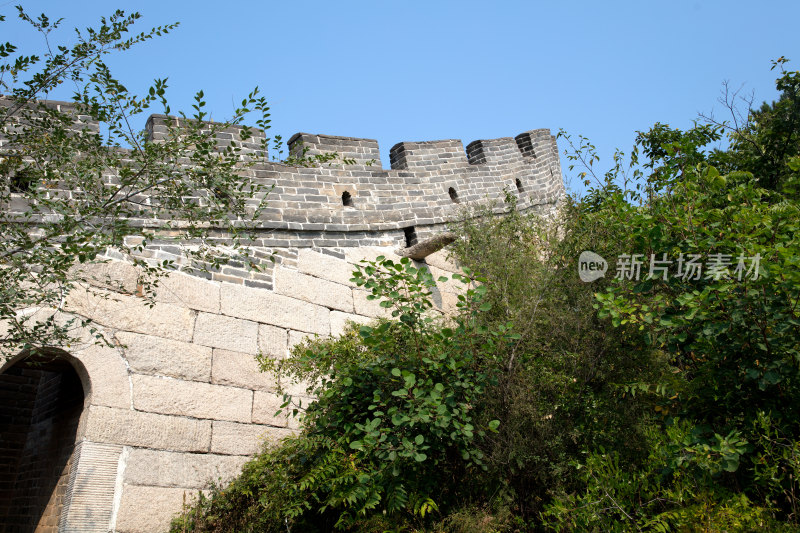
{"left": 131, "top": 374, "right": 253, "bottom": 423}
{"left": 154, "top": 271, "right": 221, "bottom": 313}
{"left": 220, "top": 284, "right": 330, "bottom": 335}
{"left": 274, "top": 267, "right": 354, "bottom": 313}
{"left": 211, "top": 348, "right": 277, "bottom": 391}
{"left": 297, "top": 248, "right": 358, "bottom": 286}
{"left": 60, "top": 441, "right": 122, "bottom": 532}
{"left": 116, "top": 331, "right": 212, "bottom": 382}
{"left": 70, "top": 343, "right": 132, "bottom": 409}
{"left": 193, "top": 312, "right": 259, "bottom": 353}
{"left": 427, "top": 264, "right": 467, "bottom": 295}
{"left": 124, "top": 449, "right": 249, "bottom": 489}
{"left": 424, "top": 249, "right": 460, "bottom": 273}
{"left": 344, "top": 246, "right": 404, "bottom": 266}
{"left": 83, "top": 406, "right": 211, "bottom": 452}
{"left": 252, "top": 390, "right": 293, "bottom": 427}
{"left": 114, "top": 485, "right": 193, "bottom": 533}
{"left": 65, "top": 288, "right": 196, "bottom": 342}
{"left": 259, "top": 323, "right": 289, "bottom": 358}
{"left": 287, "top": 329, "right": 316, "bottom": 352}
{"left": 210, "top": 421, "right": 294, "bottom": 455}
{"left": 353, "top": 289, "right": 393, "bottom": 318}
{"left": 70, "top": 260, "right": 140, "bottom": 294}
{"left": 330, "top": 310, "right": 373, "bottom": 337}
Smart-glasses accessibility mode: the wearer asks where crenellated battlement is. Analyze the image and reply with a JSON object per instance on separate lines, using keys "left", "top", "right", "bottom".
{"left": 288, "top": 133, "right": 382, "bottom": 168}
{"left": 1, "top": 99, "right": 563, "bottom": 232}
{"left": 236, "top": 127, "right": 562, "bottom": 239}
{"left": 1, "top": 97, "right": 564, "bottom": 275}
{"left": 389, "top": 139, "right": 467, "bottom": 170}
{"left": 145, "top": 114, "right": 269, "bottom": 160}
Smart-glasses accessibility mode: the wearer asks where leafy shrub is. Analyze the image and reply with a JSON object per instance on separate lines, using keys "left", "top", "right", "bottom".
{"left": 541, "top": 61, "right": 800, "bottom": 530}
{"left": 450, "top": 198, "right": 668, "bottom": 520}
{"left": 174, "top": 256, "right": 516, "bottom": 531}
{"left": 541, "top": 419, "right": 798, "bottom": 532}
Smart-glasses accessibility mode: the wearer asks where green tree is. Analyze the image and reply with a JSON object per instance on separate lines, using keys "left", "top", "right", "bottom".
{"left": 0, "top": 7, "right": 274, "bottom": 359}
{"left": 706, "top": 57, "right": 800, "bottom": 192}
{"left": 597, "top": 67, "right": 800, "bottom": 438}
{"left": 542, "top": 61, "right": 800, "bottom": 530}
{"left": 448, "top": 197, "right": 666, "bottom": 523}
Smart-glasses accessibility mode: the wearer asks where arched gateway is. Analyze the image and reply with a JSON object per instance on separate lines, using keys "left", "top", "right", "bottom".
{"left": 0, "top": 343, "right": 132, "bottom": 532}
{"left": 0, "top": 351, "right": 84, "bottom": 531}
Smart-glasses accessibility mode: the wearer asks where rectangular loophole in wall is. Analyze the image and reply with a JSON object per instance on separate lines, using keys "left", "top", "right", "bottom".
{"left": 403, "top": 226, "right": 418, "bottom": 248}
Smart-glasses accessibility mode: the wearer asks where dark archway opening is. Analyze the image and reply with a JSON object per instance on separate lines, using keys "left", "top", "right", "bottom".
{"left": 515, "top": 178, "right": 525, "bottom": 194}
{"left": 0, "top": 354, "right": 85, "bottom": 532}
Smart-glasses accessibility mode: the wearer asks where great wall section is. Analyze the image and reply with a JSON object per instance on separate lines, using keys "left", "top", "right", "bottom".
{"left": 0, "top": 100, "right": 564, "bottom": 532}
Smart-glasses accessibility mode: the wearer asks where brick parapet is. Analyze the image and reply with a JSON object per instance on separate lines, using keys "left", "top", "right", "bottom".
{"left": 145, "top": 113, "right": 268, "bottom": 160}
{"left": 2, "top": 98, "right": 563, "bottom": 238}
{"left": 288, "top": 132, "right": 382, "bottom": 168}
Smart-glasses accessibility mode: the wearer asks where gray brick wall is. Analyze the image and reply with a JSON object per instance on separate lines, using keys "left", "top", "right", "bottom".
{"left": 1, "top": 98, "right": 565, "bottom": 285}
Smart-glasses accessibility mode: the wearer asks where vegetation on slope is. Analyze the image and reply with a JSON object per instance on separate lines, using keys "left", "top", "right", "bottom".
{"left": 172, "top": 60, "right": 800, "bottom": 532}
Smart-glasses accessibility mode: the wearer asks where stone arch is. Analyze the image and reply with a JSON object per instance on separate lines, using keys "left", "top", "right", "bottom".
{"left": 0, "top": 348, "right": 87, "bottom": 532}
{"left": 0, "top": 334, "right": 132, "bottom": 532}
{"left": 0, "top": 337, "right": 133, "bottom": 411}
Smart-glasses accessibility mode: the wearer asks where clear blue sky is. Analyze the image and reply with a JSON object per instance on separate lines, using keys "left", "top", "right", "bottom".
{"left": 3, "top": 0, "right": 798, "bottom": 194}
